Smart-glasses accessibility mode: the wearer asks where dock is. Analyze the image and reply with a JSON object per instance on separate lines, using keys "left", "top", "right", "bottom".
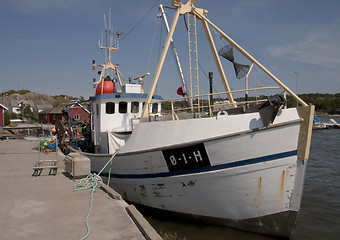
{"left": 0, "top": 139, "right": 162, "bottom": 240}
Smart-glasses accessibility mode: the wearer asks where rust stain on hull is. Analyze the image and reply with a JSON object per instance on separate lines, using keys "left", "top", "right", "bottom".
{"left": 281, "top": 170, "right": 285, "bottom": 195}
{"left": 255, "top": 177, "right": 262, "bottom": 205}
{"left": 258, "top": 177, "right": 262, "bottom": 195}
{"left": 279, "top": 170, "right": 286, "bottom": 207}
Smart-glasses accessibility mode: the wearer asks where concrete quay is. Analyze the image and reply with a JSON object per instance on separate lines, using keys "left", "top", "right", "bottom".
{"left": 0, "top": 139, "right": 162, "bottom": 240}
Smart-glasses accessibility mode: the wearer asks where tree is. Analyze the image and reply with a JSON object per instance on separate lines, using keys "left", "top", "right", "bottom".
{"left": 52, "top": 96, "right": 71, "bottom": 108}
{"left": 23, "top": 105, "right": 36, "bottom": 119}
{"left": 18, "top": 90, "right": 30, "bottom": 95}
{"left": 7, "top": 90, "right": 16, "bottom": 96}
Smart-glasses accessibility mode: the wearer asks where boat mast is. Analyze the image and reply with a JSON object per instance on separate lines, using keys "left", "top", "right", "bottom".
{"left": 201, "top": 19, "right": 236, "bottom": 107}
{"left": 140, "top": 4, "right": 181, "bottom": 120}
{"left": 141, "top": 0, "right": 307, "bottom": 121}
{"left": 93, "top": 16, "right": 126, "bottom": 91}
{"left": 159, "top": 4, "right": 188, "bottom": 97}
{"left": 141, "top": 0, "right": 202, "bottom": 120}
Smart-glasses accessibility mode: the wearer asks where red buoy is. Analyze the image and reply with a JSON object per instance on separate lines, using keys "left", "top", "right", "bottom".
{"left": 95, "top": 76, "right": 117, "bottom": 96}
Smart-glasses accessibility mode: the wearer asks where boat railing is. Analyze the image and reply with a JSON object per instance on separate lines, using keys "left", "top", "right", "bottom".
{"left": 147, "top": 86, "right": 286, "bottom": 121}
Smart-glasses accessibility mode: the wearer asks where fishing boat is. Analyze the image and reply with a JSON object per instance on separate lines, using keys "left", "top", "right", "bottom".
{"left": 79, "top": 1, "right": 314, "bottom": 238}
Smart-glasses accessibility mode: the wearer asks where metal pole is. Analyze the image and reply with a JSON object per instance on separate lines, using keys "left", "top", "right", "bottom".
{"left": 295, "top": 72, "right": 299, "bottom": 107}
{"left": 245, "top": 63, "right": 254, "bottom": 104}
{"left": 209, "top": 72, "right": 213, "bottom": 105}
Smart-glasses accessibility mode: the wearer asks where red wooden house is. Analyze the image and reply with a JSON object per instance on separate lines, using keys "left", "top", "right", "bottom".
{"left": 39, "top": 103, "right": 89, "bottom": 124}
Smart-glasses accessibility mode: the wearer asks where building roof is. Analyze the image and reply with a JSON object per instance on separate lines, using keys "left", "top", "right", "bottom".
{"left": 50, "top": 104, "right": 67, "bottom": 114}
{"left": 0, "top": 103, "right": 8, "bottom": 110}
{"left": 19, "top": 99, "right": 35, "bottom": 107}
{"left": 9, "top": 99, "right": 35, "bottom": 108}
{"left": 50, "top": 102, "right": 90, "bottom": 114}
{"left": 38, "top": 108, "right": 53, "bottom": 114}
{"left": 36, "top": 104, "right": 53, "bottom": 110}
{"left": 68, "top": 102, "right": 90, "bottom": 114}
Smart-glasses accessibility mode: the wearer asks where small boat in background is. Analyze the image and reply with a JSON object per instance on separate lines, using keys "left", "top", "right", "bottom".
{"left": 329, "top": 118, "right": 340, "bottom": 129}
{"left": 313, "top": 116, "right": 327, "bottom": 130}
{"left": 313, "top": 116, "right": 340, "bottom": 130}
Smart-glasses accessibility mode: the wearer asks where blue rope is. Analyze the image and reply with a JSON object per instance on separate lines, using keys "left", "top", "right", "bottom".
{"left": 73, "top": 149, "right": 120, "bottom": 240}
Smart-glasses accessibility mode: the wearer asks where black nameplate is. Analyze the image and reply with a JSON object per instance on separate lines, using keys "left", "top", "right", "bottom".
{"left": 162, "top": 143, "right": 211, "bottom": 172}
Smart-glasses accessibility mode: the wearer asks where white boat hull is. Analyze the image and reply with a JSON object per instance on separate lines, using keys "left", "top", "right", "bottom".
{"left": 82, "top": 107, "right": 312, "bottom": 237}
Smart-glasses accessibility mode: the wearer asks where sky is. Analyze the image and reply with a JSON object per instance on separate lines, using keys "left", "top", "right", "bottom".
{"left": 1, "top": 0, "right": 339, "bottom": 100}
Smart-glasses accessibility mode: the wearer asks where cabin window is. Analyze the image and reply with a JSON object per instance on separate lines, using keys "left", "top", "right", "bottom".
{"left": 131, "top": 101, "right": 139, "bottom": 113}
{"left": 152, "top": 103, "right": 158, "bottom": 113}
{"left": 119, "top": 101, "right": 127, "bottom": 113}
{"left": 106, "top": 102, "right": 115, "bottom": 114}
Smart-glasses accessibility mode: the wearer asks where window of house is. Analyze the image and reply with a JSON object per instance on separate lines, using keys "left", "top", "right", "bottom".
{"left": 119, "top": 102, "right": 127, "bottom": 113}
{"left": 74, "top": 114, "right": 80, "bottom": 120}
{"left": 106, "top": 102, "right": 115, "bottom": 114}
{"left": 131, "top": 102, "right": 139, "bottom": 113}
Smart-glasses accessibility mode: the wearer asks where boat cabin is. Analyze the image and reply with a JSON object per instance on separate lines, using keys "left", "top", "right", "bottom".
{"left": 91, "top": 79, "right": 162, "bottom": 154}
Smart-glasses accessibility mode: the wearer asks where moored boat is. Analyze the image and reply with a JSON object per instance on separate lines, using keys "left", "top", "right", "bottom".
{"left": 79, "top": 1, "right": 315, "bottom": 238}
{"left": 313, "top": 116, "right": 340, "bottom": 130}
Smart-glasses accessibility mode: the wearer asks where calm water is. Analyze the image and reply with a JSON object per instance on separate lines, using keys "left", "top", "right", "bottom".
{"left": 141, "top": 117, "right": 340, "bottom": 240}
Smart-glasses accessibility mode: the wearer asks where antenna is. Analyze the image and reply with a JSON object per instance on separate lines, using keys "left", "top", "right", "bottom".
{"left": 104, "top": 13, "right": 108, "bottom": 63}
{"left": 109, "top": 8, "right": 111, "bottom": 35}
{"left": 101, "top": 28, "right": 103, "bottom": 50}
{"left": 93, "top": 9, "right": 126, "bottom": 89}
{"left": 109, "top": 8, "right": 113, "bottom": 50}
{"left": 103, "top": 13, "right": 107, "bottom": 31}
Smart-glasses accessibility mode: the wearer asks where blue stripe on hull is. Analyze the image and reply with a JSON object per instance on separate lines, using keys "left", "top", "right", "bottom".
{"left": 97, "top": 150, "right": 297, "bottom": 179}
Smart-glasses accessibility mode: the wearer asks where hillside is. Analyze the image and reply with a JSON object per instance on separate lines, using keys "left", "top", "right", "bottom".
{"left": 0, "top": 90, "right": 82, "bottom": 111}
{"left": 1, "top": 91, "right": 55, "bottom": 109}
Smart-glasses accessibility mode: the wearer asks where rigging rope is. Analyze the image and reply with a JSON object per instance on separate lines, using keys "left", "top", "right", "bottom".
{"left": 146, "top": 16, "right": 160, "bottom": 73}
{"left": 120, "top": 0, "right": 161, "bottom": 42}
{"left": 73, "top": 149, "right": 120, "bottom": 240}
